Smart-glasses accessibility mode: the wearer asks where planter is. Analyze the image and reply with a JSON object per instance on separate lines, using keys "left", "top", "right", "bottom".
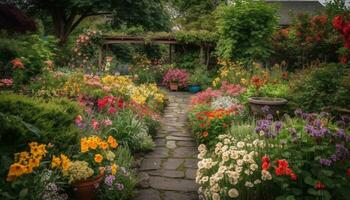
{"left": 188, "top": 84, "right": 202, "bottom": 93}
{"left": 169, "top": 82, "right": 179, "bottom": 91}
{"left": 73, "top": 173, "right": 104, "bottom": 200}
{"left": 248, "top": 97, "right": 288, "bottom": 116}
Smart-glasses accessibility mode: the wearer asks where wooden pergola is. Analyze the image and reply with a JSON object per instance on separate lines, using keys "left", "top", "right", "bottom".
{"left": 98, "top": 35, "right": 213, "bottom": 69}
{"left": 98, "top": 35, "right": 178, "bottom": 68}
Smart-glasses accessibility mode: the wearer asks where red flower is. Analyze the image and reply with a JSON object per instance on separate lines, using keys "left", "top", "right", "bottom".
{"left": 340, "top": 56, "right": 348, "bottom": 64}
{"left": 109, "top": 107, "right": 116, "bottom": 114}
{"left": 118, "top": 99, "right": 124, "bottom": 108}
{"left": 347, "top": 168, "right": 350, "bottom": 177}
{"left": 75, "top": 115, "right": 83, "bottom": 125}
{"left": 333, "top": 15, "right": 344, "bottom": 32}
{"left": 262, "top": 162, "right": 270, "bottom": 170}
{"left": 285, "top": 168, "right": 292, "bottom": 175}
{"left": 11, "top": 58, "right": 24, "bottom": 69}
{"left": 202, "top": 131, "right": 209, "bottom": 137}
{"left": 277, "top": 159, "right": 289, "bottom": 168}
{"left": 275, "top": 167, "right": 284, "bottom": 176}
{"left": 262, "top": 155, "right": 270, "bottom": 163}
{"left": 199, "top": 123, "right": 206, "bottom": 128}
{"left": 290, "top": 173, "right": 297, "bottom": 181}
{"left": 315, "top": 181, "right": 326, "bottom": 190}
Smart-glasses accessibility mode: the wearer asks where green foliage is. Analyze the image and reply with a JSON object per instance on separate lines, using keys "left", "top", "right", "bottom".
{"left": 289, "top": 63, "right": 350, "bottom": 112}
{"left": 175, "top": 30, "right": 217, "bottom": 45}
{"left": 216, "top": 0, "right": 278, "bottom": 61}
{"left": 189, "top": 65, "right": 211, "bottom": 87}
{"left": 107, "top": 109, "right": 154, "bottom": 152}
{"left": 143, "top": 116, "right": 160, "bottom": 138}
{"left": 0, "top": 33, "right": 56, "bottom": 82}
{"left": 0, "top": 93, "right": 81, "bottom": 150}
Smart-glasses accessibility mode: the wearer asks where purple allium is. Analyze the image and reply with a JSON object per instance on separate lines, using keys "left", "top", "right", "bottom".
{"left": 335, "top": 144, "right": 349, "bottom": 161}
{"left": 261, "top": 105, "right": 270, "bottom": 113}
{"left": 116, "top": 183, "right": 124, "bottom": 190}
{"left": 304, "top": 122, "right": 329, "bottom": 138}
{"left": 256, "top": 119, "right": 281, "bottom": 138}
{"left": 104, "top": 175, "right": 116, "bottom": 187}
{"left": 335, "top": 129, "right": 345, "bottom": 138}
{"left": 319, "top": 159, "right": 332, "bottom": 166}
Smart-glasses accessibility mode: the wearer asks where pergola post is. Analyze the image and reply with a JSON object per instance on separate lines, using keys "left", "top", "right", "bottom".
{"left": 169, "top": 44, "right": 172, "bottom": 63}
{"left": 98, "top": 44, "right": 104, "bottom": 70}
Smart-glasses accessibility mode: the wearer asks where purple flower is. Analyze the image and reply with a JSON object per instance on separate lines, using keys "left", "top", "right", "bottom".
{"left": 335, "top": 129, "right": 345, "bottom": 138}
{"left": 335, "top": 144, "right": 349, "bottom": 161}
{"left": 116, "top": 183, "right": 124, "bottom": 190}
{"left": 104, "top": 175, "right": 116, "bottom": 187}
{"left": 261, "top": 105, "right": 270, "bottom": 113}
{"left": 256, "top": 119, "right": 281, "bottom": 138}
{"left": 275, "top": 121, "right": 283, "bottom": 133}
{"left": 319, "top": 159, "right": 332, "bottom": 166}
{"left": 266, "top": 114, "right": 273, "bottom": 120}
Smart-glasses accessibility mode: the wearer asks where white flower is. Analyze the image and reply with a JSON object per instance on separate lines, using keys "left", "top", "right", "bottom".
{"left": 200, "top": 176, "right": 209, "bottom": 183}
{"left": 237, "top": 141, "right": 245, "bottom": 148}
{"left": 198, "top": 161, "right": 204, "bottom": 169}
{"left": 228, "top": 188, "right": 239, "bottom": 198}
{"left": 211, "top": 184, "right": 220, "bottom": 193}
{"left": 237, "top": 159, "right": 244, "bottom": 166}
{"left": 224, "top": 138, "right": 231, "bottom": 145}
{"left": 245, "top": 181, "right": 254, "bottom": 188}
{"left": 212, "top": 192, "right": 220, "bottom": 200}
{"left": 244, "top": 169, "right": 252, "bottom": 175}
{"left": 261, "top": 170, "right": 272, "bottom": 180}
{"left": 254, "top": 179, "right": 262, "bottom": 184}
{"left": 222, "top": 151, "right": 230, "bottom": 162}
{"left": 198, "top": 144, "right": 206, "bottom": 152}
{"left": 230, "top": 150, "right": 239, "bottom": 159}
{"left": 250, "top": 164, "right": 258, "bottom": 171}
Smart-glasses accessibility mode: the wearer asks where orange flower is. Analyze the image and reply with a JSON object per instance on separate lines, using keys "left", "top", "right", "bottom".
{"left": 11, "top": 58, "right": 24, "bottom": 69}
{"left": 108, "top": 136, "right": 118, "bottom": 148}
{"left": 94, "top": 154, "right": 103, "bottom": 163}
{"left": 99, "top": 141, "right": 108, "bottom": 150}
{"left": 202, "top": 131, "right": 209, "bottom": 137}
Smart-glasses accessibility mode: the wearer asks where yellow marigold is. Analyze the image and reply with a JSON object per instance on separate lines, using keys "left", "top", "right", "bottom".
{"left": 60, "top": 154, "right": 71, "bottom": 171}
{"left": 51, "top": 155, "right": 61, "bottom": 168}
{"left": 89, "top": 139, "right": 98, "bottom": 150}
{"left": 111, "top": 163, "right": 118, "bottom": 175}
{"left": 94, "top": 154, "right": 103, "bottom": 163}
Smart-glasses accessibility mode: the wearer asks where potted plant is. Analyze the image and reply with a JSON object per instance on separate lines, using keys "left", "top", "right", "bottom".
{"left": 188, "top": 66, "right": 210, "bottom": 93}
{"left": 248, "top": 75, "right": 288, "bottom": 115}
{"left": 52, "top": 135, "right": 119, "bottom": 200}
{"left": 162, "top": 68, "right": 189, "bottom": 91}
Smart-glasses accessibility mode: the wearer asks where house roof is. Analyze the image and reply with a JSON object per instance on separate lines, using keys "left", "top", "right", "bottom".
{"left": 265, "top": 0, "right": 325, "bottom": 25}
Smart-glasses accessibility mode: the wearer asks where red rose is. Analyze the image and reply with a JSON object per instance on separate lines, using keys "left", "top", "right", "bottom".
{"left": 285, "top": 168, "right": 292, "bottom": 175}
{"left": 277, "top": 159, "right": 289, "bottom": 168}
{"left": 118, "top": 99, "right": 124, "bottom": 108}
{"left": 275, "top": 167, "right": 284, "bottom": 176}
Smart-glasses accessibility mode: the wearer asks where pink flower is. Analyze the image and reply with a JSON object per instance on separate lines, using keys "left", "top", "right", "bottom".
{"left": 103, "top": 119, "right": 112, "bottom": 126}
{"left": 162, "top": 69, "right": 189, "bottom": 88}
{"left": 0, "top": 78, "right": 13, "bottom": 86}
{"left": 109, "top": 107, "right": 116, "bottom": 114}
{"left": 75, "top": 115, "right": 83, "bottom": 125}
{"left": 91, "top": 119, "right": 99, "bottom": 130}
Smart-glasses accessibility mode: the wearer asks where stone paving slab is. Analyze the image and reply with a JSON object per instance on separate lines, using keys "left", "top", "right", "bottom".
{"left": 133, "top": 92, "right": 198, "bottom": 200}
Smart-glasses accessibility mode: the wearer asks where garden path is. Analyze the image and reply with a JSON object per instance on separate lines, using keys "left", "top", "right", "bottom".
{"left": 133, "top": 92, "right": 199, "bottom": 200}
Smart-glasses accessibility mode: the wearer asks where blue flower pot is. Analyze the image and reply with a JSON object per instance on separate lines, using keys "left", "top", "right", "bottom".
{"left": 188, "top": 85, "right": 201, "bottom": 93}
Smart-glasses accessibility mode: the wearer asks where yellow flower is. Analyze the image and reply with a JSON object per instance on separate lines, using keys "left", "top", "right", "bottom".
{"left": 89, "top": 139, "right": 98, "bottom": 150}
{"left": 99, "top": 141, "right": 108, "bottom": 150}
{"left": 107, "top": 136, "right": 118, "bottom": 148}
{"left": 111, "top": 163, "right": 118, "bottom": 175}
{"left": 94, "top": 154, "right": 103, "bottom": 163}
{"left": 60, "top": 154, "right": 71, "bottom": 171}
{"left": 51, "top": 155, "right": 61, "bottom": 168}
{"left": 80, "top": 138, "right": 89, "bottom": 153}
{"left": 7, "top": 163, "right": 26, "bottom": 182}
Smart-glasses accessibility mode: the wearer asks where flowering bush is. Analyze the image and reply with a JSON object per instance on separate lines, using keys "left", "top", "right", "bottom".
{"left": 189, "top": 105, "right": 242, "bottom": 146}
{"left": 196, "top": 109, "right": 350, "bottom": 199}
{"left": 332, "top": 14, "right": 350, "bottom": 63}
{"left": 162, "top": 68, "right": 189, "bottom": 88}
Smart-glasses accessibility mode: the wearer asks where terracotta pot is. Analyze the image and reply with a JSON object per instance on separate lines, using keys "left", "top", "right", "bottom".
{"left": 73, "top": 173, "right": 104, "bottom": 200}
{"left": 248, "top": 97, "right": 288, "bottom": 116}
{"left": 169, "top": 82, "right": 179, "bottom": 91}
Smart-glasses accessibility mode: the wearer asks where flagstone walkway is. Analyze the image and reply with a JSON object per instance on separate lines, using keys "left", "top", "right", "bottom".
{"left": 133, "top": 92, "right": 199, "bottom": 200}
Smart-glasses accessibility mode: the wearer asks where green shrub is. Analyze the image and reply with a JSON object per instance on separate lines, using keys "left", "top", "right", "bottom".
{"left": 143, "top": 116, "right": 160, "bottom": 138}
{"left": 0, "top": 33, "right": 56, "bottom": 82}
{"left": 216, "top": 0, "right": 278, "bottom": 61}
{"left": 289, "top": 63, "right": 350, "bottom": 112}
{"left": 0, "top": 93, "right": 81, "bottom": 150}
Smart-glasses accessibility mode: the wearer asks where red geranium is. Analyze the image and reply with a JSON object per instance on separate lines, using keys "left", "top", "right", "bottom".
{"left": 290, "top": 173, "right": 297, "bottom": 181}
